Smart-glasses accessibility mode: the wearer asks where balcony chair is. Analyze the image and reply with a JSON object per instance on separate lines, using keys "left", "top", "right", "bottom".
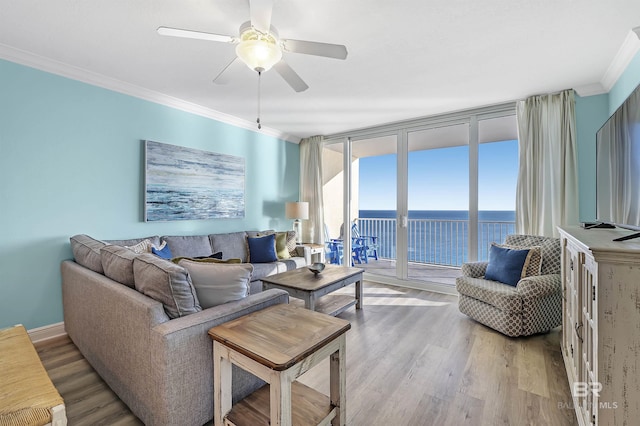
{"left": 455, "top": 234, "right": 562, "bottom": 337}
{"left": 351, "top": 221, "right": 379, "bottom": 261}
{"left": 338, "top": 223, "right": 369, "bottom": 264}
{"left": 325, "top": 224, "right": 364, "bottom": 266}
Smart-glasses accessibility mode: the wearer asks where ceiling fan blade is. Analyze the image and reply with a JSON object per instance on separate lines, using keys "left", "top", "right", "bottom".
{"left": 274, "top": 60, "right": 309, "bottom": 92}
{"left": 249, "top": 0, "right": 273, "bottom": 33}
{"left": 282, "top": 39, "right": 348, "bottom": 60}
{"left": 213, "top": 57, "right": 240, "bottom": 85}
{"left": 157, "top": 26, "right": 235, "bottom": 44}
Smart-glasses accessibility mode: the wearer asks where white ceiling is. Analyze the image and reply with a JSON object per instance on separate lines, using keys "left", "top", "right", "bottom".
{"left": 1, "top": 0, "right": 639, "bottom": 141}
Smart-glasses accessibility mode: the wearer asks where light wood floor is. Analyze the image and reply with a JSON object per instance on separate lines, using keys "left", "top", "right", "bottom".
{"left": 36, "top": 282, "right": 577, "bottom": 426}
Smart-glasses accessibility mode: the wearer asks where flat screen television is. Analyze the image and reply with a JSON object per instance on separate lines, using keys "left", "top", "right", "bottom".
{"left": 596, "top": 82, "right": 640, "bottom": 241}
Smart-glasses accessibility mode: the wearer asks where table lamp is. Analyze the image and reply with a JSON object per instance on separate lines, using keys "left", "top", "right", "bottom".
{"left": 285, "top": 201, "right": 309, "bottom": 244}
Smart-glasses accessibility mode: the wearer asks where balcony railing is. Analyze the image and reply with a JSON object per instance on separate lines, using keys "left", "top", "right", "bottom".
{"left": 357, "top": 217, "right": 516, "bottom": 267}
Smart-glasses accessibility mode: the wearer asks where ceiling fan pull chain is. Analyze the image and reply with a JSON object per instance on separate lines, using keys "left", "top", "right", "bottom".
{"left": 257, "top": 71, "right": 262, "bottom": 129}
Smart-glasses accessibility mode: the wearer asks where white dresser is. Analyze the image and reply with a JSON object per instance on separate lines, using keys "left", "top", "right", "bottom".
{"left": 559, "top": 226, "right": 640, "bottom": 425}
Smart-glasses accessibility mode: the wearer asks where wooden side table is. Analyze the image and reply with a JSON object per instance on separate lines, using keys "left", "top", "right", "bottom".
{"left": 208, "top": 304, "right": 350, "bottom": 426}
{"left": 301, "top": 243, "right": 325, "bottom": 263}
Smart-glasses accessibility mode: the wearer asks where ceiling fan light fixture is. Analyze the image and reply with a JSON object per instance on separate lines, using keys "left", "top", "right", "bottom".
{"left": 235, "top": 27, "right": 282, "bottom": 72}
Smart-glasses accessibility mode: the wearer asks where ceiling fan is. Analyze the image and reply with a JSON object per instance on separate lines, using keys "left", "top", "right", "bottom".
{"left": 157, "top": 0, "right": 348, "bottom": 93}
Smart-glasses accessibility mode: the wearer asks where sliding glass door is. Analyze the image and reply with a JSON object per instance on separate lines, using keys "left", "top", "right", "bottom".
{"left": 406, "top": 123, "right": 469, "bottom": 285}
{"left": 477, "top": 116, "right": 518, "bottom": 261}
{"left": 353, "top": 135, "right": 398, "bottom": 280}
{"left": 324, "top": 104, "right": 517, "bottom": 290}
{"left": 323, "top": 135, "right": 398, "bottom": 281}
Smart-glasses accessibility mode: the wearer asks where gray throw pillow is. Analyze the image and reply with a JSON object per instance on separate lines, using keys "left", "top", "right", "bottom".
{"left": 178, "top": 259, "right": 253, "bottom": 308}
{"left": 133, "top": 254, "right": 201, "bottom": 318}
{"left": 70, "top": 234, "right": 107, "bottom": 274}
{"left": 100, "top": 245, "right": 138, "bottom": 287}
{"left": 162, "top": 235, "right": 213, "bottom": 258}
{"left": 209, "top": 232, "right": 250, "bottom": 262}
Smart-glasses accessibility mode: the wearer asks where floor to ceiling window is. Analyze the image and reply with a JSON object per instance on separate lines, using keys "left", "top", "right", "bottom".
{"left": 323, "top": 104, "right": 517, "bottom": 292}
{"left": 406, "top": 124, "right": 469, "bottom": 284}
{"left": 477, "top": 116, "right": 518, "bottom": 261}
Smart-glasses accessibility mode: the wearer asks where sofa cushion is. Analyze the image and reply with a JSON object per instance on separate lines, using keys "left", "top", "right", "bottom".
{"left": 178, "top": 260, "right": 252, "bottom": 308}
{"left": 250, "top": 262, "right": 280, "bottom": 281}
{"left": 162, "top": 235, "right": 213, "bottom": 258}
{"left": 133, "top": 253, "right": 201, "bottom": 319}
{"left": 70, "top": 234, "right": 107, "bottom": 274}
{"left": 105, "top": 236, "right": 161, "bottom": 248}
{"left": 171, "top": 256, "right": 241, "bottom": 264}
{"left": 456, "top": 276, "right": 522, "bottom": 313}
{"left": 209, "top": 232, "right": 249, "bottom": 262}
{"left": 485, "top": 244, "right": 531, "bottom": 287}
{"left": 279, "top": 257, "right": 307, "bottom": 271}
{"left": 246, "top": 230, "right": 275, "bottom": 238}
{"left": 247, "top": 234, "right": 278, "bottom": 263}
{"left": 100, "top": 245, "right": 138, "bottom": 287}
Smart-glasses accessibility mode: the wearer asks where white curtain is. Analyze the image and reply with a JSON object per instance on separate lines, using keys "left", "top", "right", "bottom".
{"left": 299, "top": 135, "right": 325, "bottom": 244}
{"left": 515, "top": 89, "right": 578, "bottom": 237}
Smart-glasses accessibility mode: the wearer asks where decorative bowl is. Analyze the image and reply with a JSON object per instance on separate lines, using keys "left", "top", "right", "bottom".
{"left": 308, "top": 262, "right": 326, "bottom": 275}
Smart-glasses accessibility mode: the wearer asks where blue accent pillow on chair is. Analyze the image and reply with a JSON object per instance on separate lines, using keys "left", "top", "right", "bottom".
{"left": 247, "top": 234, "right": 278, "bottom": 263}
{"left": 484, "top": 243, "right": 530, "bottom": 287}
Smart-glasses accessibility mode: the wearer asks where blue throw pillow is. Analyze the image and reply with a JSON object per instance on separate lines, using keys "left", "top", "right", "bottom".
{"left": 152, "top": 244, "right": 173, "bottom": 259}
{"left": 247, "top": 234, "right": 277, "bottom": 263}
{"left": 484, "top": 244, "right": 530, "bottom": 287}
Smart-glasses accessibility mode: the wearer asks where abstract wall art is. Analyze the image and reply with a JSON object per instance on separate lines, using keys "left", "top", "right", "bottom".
{"left": 144, "top": 140, "right": 245, "bottom": 221}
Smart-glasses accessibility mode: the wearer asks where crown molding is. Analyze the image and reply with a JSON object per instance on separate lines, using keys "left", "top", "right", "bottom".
{"left": 0, "top": 43, "right": 301, "bottom": 144}
{"left": 600, "top": 28, "right": 640, "bottom": 93}
{"left": 574, "top": 82, "right": 607, "bottom": 97}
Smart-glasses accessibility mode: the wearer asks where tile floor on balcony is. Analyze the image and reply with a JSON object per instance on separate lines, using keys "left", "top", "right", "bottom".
{"left": 353, "top": 258, "right": 462, "bottom": 286}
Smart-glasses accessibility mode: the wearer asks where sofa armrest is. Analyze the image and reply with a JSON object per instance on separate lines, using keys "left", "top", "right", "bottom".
{"left": 516, "top": 274, "right": 561, "bottom": 299}
{"left": 147, "top": 289, "right": 289, "bottom": 425}
{"left": 152, "top": 289, "right": 289, "bottom": 336}
{"left": 461, "top": 261, "right": 488, "bottom": 278}
{"left": 295, "top": 245, "right": 311, "bottom": 264}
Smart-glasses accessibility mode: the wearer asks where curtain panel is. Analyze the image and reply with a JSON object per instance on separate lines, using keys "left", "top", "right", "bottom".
{"left": 516, "top": 89, "right": 578, "bottom": 237}
{"left": 299, "top": 135, "right": 325, "bottom": 244}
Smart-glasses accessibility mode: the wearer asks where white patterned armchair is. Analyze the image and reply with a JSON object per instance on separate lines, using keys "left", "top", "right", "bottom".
{"left": 455, "top": 234, "right": 562, "bottom": 337}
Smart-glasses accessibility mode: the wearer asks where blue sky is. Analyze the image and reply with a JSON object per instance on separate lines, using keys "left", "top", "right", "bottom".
{"left": 359, "top": 140, "right": 518, "bottom": 211}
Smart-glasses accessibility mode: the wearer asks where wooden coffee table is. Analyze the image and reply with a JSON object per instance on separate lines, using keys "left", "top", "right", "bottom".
{"left": 261, "top": 265, "right": 364, "bottom": 316}
{"left": 209, "top": 304, "right": 351, "bottom": 426}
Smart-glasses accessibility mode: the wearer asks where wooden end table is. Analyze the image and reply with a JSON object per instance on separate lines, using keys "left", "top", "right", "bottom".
{"left": 262, "top": 265, "right": 364, "bottom": 316}
{"left": 300, "top": 243, "right": 325, "bottom": 263}
{"left": 209, "top": 304, "right": 350, "bottom": 426}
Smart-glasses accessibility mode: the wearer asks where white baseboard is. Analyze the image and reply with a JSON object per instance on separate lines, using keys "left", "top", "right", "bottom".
{"left": 28, "top": 322, "right": 67, "bottom": 344}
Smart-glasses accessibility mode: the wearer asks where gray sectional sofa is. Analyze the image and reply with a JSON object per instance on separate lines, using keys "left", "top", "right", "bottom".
{"left": 62, "top": 231, "right": 310, "bottom": 425}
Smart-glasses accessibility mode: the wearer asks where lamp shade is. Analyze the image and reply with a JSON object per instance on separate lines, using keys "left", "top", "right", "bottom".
{"left": 285, "top": 202, "right": 309, "bottom": 220}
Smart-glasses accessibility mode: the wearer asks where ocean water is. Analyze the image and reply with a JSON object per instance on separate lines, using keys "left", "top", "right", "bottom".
{"left": 146, "top": 185, "right": 244, "bottom": 221}
{"left": 358, "top": 210, "right": 516, "bottom": 266}
{"left": 359, "top": 210, "right": 515, "bottom": 221}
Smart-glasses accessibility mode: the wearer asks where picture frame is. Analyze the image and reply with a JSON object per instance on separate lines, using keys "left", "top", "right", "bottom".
{"left": 144, "top": 140, "right": 245, "bottom": 221}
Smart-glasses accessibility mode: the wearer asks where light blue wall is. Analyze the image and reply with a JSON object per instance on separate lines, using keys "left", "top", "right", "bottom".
{"left": 0, "top": 59, "right": 300, "bottom": 330}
